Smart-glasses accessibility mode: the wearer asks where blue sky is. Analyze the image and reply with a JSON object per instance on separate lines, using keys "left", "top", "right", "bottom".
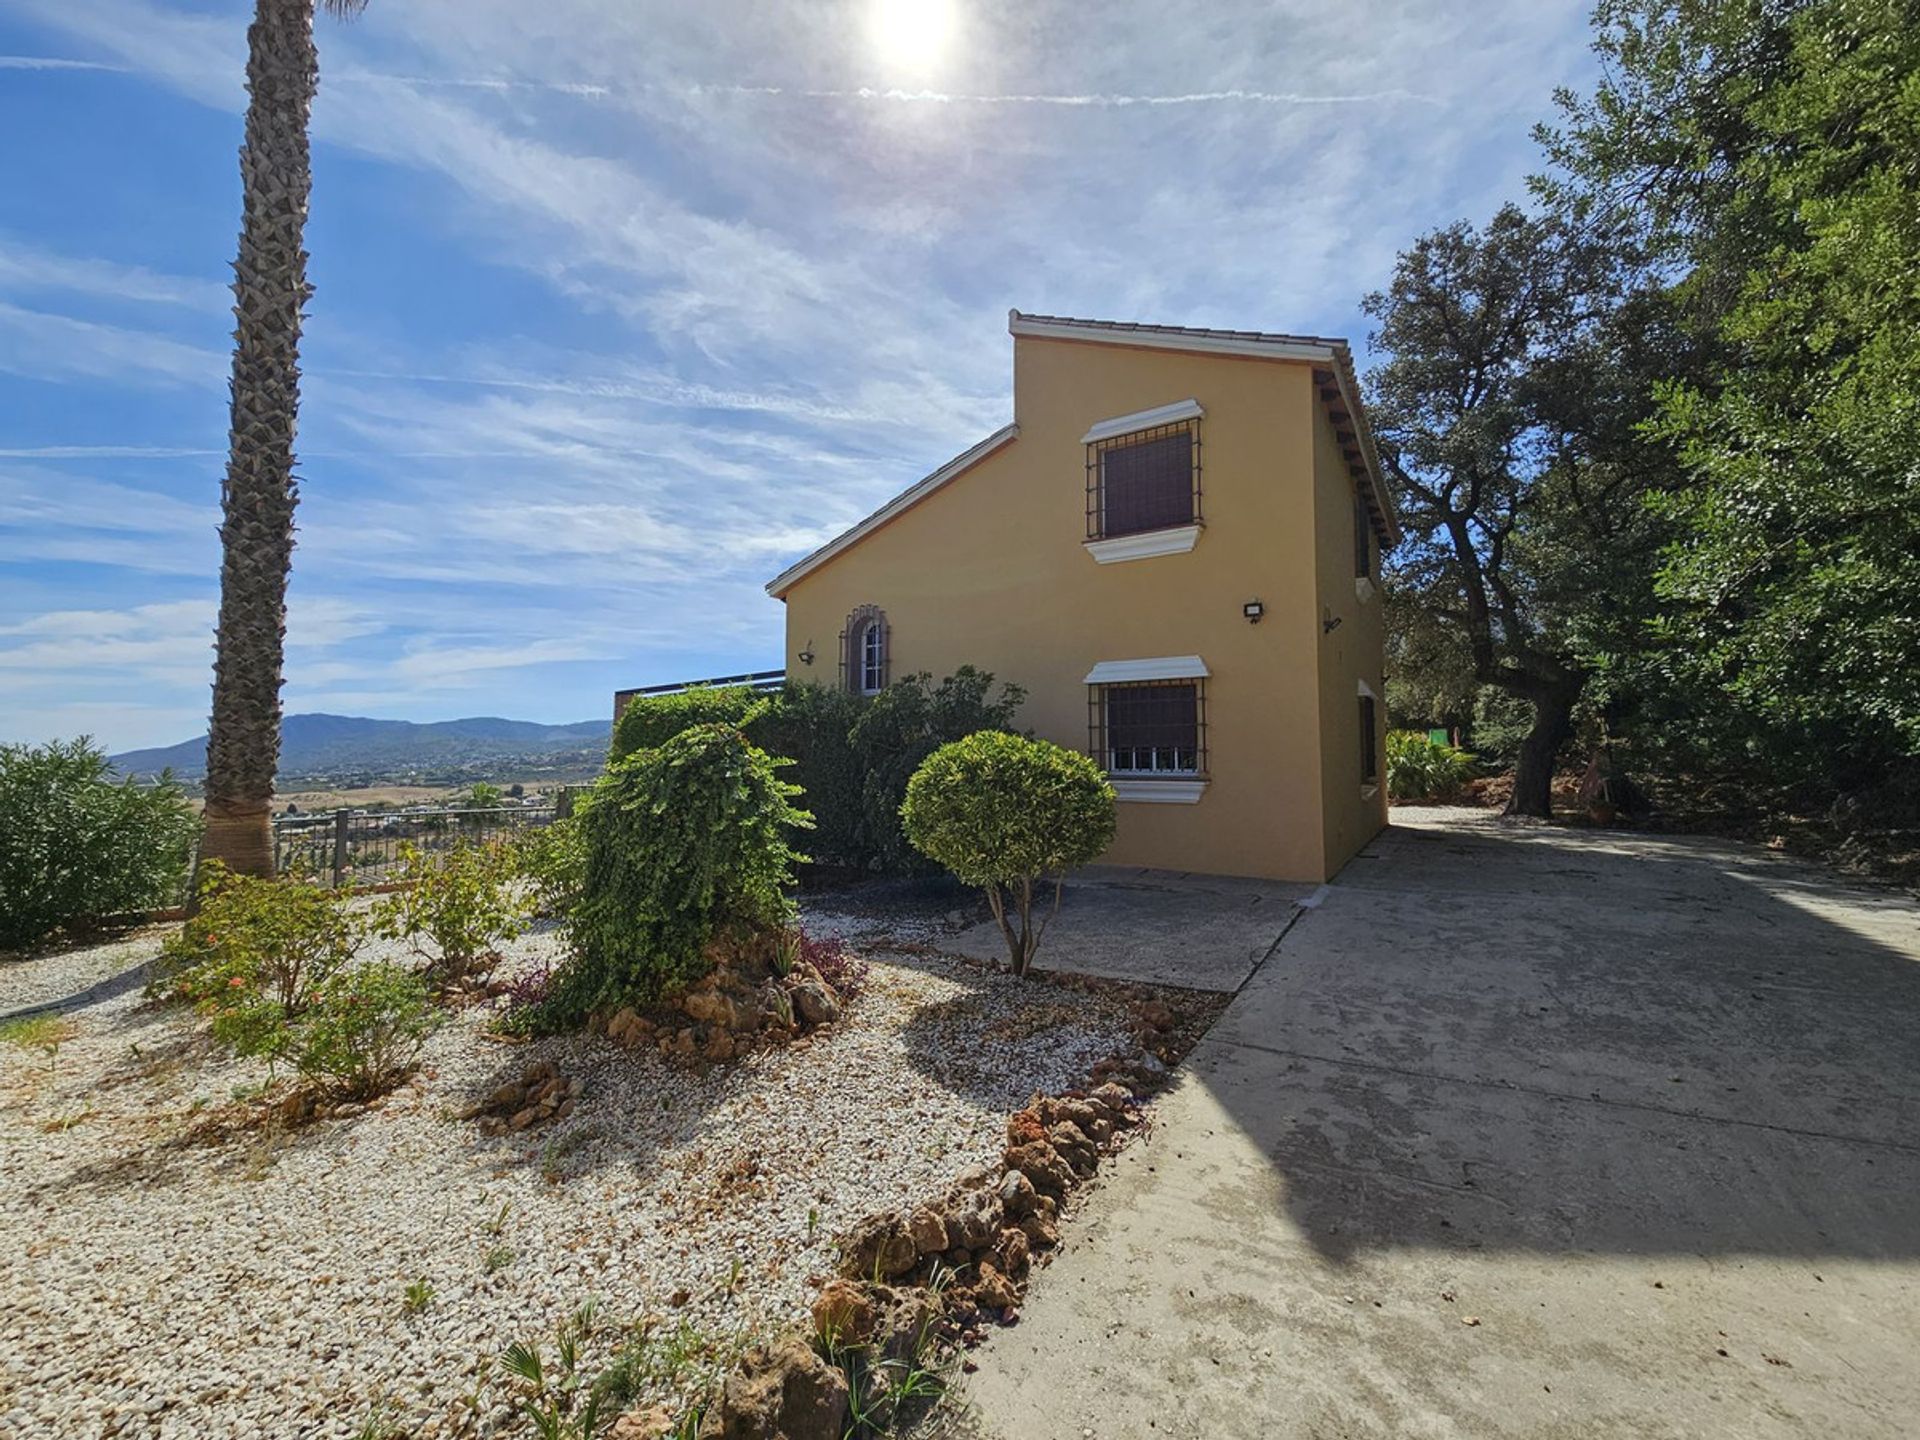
{"left": 0, "top": 0, "right": 1597, "bottom": 752}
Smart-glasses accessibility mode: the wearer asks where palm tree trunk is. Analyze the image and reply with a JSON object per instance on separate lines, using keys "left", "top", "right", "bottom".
{"left": 201, "top": 0, "right": 318, "bottom": 878}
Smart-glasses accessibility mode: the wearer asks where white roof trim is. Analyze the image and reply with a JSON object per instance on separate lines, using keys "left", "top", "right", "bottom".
{"left": 766, "top": 424, "right": 1018, "bottom": 598}
{"left": 1081, "top": 398, "right": 1203, "bottom": 445}
{"left": 1012, "top": 311, "right": 1336, "bottom": 364}
{"left": 1084, "top": 655, "right": 1210, "bottom": 684}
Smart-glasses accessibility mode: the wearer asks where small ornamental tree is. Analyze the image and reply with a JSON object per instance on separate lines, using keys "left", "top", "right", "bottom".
{"left": 901, "top": 732, "right": 1116, "bottom": 977}
{"left": 543, "top": 723, "right": 810, "bottom": 1024}
{"left": 372, "top": 840, "right": 531, "bottom": 981}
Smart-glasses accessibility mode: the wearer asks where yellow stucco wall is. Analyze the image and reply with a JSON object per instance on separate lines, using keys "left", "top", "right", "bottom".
{"left": 778, "top": 333, "right": 1384, "bottom": 881}
{"left": 1312, "top": 400, "right": 1391, "bottom": 872}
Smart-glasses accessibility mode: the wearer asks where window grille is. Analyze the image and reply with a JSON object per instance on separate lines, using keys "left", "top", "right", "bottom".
{"left": 1088, "top": 679, "right": 1206, "bottom": 776}
{"left": 838, "top": 606, "right": 889, "bottom": 695}
{"left": 1086, "top": 421, "right": 1201, "bottom": 540}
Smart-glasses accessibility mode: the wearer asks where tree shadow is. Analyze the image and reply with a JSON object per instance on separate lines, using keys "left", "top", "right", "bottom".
{"left": 1192, "top": 811, "right": 1920, "bottom": 1265}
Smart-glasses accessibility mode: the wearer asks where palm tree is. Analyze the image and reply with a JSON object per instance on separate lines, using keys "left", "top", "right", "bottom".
{"left": 201, "top": 0, "right": 366, "bottom": 877}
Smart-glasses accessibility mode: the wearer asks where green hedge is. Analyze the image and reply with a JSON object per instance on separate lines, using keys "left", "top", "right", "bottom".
{"left": 611, "top": 684, "right": 767, "bottom": 761}
{"left": 0, "top": 738, "right": 200, "bottom": 952}
{"left": 746, "top": 667, "right": 1027, "bottom": 873}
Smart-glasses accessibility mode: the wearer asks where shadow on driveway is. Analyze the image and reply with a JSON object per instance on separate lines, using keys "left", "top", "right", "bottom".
{"left": 960, "top": 809, "right": 1920, "bottom": 1440}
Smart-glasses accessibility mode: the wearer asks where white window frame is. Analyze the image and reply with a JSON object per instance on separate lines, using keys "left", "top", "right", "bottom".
{"left": 858, "top": 620, "right": 885, "bottom": 695}
{"left": 1086, "top": 656, "right": 1211, "bottom": 804}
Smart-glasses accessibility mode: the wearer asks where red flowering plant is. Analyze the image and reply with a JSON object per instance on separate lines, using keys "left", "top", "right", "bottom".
{"left": 153, "top": 862, "right": 360, "bottom": 1064}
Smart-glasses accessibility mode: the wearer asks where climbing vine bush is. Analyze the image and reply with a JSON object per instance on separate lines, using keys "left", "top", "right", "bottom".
{"left": 901, "top": 732, "right": 1114, "bottom": 977}
{"left": 539, "top": 724, "right": 811, "bottom": 1026}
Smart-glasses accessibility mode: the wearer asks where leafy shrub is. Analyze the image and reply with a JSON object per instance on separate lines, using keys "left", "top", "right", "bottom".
{"left": 901, "top": 732, "right": 1115, "bottom": 976}
{"left": 747, "top": 668, "right": 1026, "bottom": 873}
{"left": 157, "top": 863, "right": 358, "bottom": 1047}
{"left": 541, "top": 724, "right": 811, "bottom": 1025}
{"left": 373, "top": 840, "right": 531, "bottom": 978}
{"left": 745, "top": 683, "right": 866, "bottom": 863}
{"left": 513, "top": 817, "right": 587, "bottom": 919}
{"left": 612, "top": 685, "right": 768, "bottom": 761}
{"left": 289, "top": 962, "right": 440, "bottom": 1097}
{"left": 0, "top": 737, "right": 200, "bottom": 951}
{"left": 1386, "top": 730, "right": 1480, "bottom": 801}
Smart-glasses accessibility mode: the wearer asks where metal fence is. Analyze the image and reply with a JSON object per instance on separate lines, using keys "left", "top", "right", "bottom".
{"left": 270, "top": 804, "right": 560, "bottom": 888}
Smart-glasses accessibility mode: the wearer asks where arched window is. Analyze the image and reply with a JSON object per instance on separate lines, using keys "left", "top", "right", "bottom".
{"left": 841, "top": 605, "right": 889, "bottom": 695}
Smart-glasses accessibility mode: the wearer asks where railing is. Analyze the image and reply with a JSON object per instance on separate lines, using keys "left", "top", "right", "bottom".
{"left": 271, "top": 804, "right": 559, "bottom": 888}
{"left": 613, "top": 668, "right": 785, "bottom": 723}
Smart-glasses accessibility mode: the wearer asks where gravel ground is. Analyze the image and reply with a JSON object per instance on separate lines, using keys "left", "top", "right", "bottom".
{"left": 0, "top": 928, "right": 175, "bottom": 1017}
{"left": 0, "top": 919, "right": 1135, "bottom": 1440}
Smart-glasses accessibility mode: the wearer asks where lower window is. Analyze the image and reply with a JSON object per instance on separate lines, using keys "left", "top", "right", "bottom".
{"left": 1090, "top": 679, "right": 1207, "bottom": 776}
{"left": 1359, "top": 693, "right": 1379, "bottom": 785}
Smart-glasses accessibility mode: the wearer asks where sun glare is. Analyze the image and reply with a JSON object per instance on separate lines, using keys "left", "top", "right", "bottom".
{"left": 868, "top": 0, "right": 958, "bottom": 75}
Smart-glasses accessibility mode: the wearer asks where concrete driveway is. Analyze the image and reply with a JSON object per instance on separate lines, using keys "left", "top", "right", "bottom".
{"left": 958, "top": 808, "right": 1920, "bottom": 1439}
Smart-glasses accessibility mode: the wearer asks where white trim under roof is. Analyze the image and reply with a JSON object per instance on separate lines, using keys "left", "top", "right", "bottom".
{"left": 765, "top": 424, "right": 1018, "bottom": 598}
{"left": 1081, "top": 398, "right": 1204, "bottom": 445}
{"left": 1012, "top": 311, "right": 1337, "bottom": 364}
{"left": 1084, "top": 655, "right": 1210, "bottom": 685}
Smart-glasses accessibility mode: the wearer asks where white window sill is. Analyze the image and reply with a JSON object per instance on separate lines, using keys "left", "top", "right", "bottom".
{"left": 1085, "top": 524, "right": 1203, "bottom": 565}
{"left": 1355, "top": 576, "right": 1377, "bottom": 604}
{"left": 1110, "top": 777, "right": 1209, "bottom": 804}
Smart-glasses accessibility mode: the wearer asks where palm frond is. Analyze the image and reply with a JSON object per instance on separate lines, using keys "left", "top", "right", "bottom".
{"left": 321, "top": 0, "right": 371, "bottom": 19}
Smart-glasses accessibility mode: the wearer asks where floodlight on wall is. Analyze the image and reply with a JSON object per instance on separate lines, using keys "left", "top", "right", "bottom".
{"left": 798, "top": 642, "right": 816, "bottom": 666}
{"left": 1242, "top": 600, "right": 1265, "bottom": 624}
{"left": 1323, "top": 606, "right": 1343, "bottom": 634}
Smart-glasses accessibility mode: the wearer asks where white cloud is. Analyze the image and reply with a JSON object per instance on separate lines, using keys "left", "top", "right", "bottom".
{"left": 0, "top": 236, "right": 228, "bottom": 310}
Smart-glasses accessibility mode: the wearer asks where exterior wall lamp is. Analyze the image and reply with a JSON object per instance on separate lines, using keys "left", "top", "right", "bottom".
{"left": 1323, "top": 606, "right": 1343, "bottom": 634}
{"left": 798, "top": 642, "right": 815, "bottom": 666}
{"left": 1242, "top": 600, "right": 1264, "bottom": 624}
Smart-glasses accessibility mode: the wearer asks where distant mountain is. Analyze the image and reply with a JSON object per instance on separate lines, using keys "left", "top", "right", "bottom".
{"left": 110, "top": 712, "right": 611, "bottom": 781}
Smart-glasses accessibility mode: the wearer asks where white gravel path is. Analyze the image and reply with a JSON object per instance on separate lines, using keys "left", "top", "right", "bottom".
{"left": 0, "top": 928, "right": 174, "bottom": 1017}
{"left": 0, "top": 922, "right": 1133, "bottom": 1439}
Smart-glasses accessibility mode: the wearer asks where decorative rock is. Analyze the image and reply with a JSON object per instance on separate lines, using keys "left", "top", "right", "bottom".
{"left": 791, "top": 981, "right": 840, "bottom": 1028}
{"left": 1019, "top": 1209, "right": 1061, "bottom": 1249}
{"left": 837, "top": 1214, "right": 918, "bottom": 1281}
{"left": 1004, "top": 1141, "right": 1074, "bottom": 1199}
{"left": 610, "top": 1405, "right": 679, "bottom": 1439}
{"left": 942, "top": 1189, "right": 1001, "bottom": 1251}
{"left": 996, "top": 1168, "right": 1037, "bottom": 1220}
{"left": 1006, "top": 1108, "right": 1047, "bottom": 1148}
{"left": 703, "top": 1333, "right": 848, "bottom": 1440}
{"left": 811, "top": 1280, "right": 878, "bottom": 1346}
{"left": 971, "top": 1262, "right": 1018, "bottom": 1311}
{"left": 1048, "top": 1121, "right": 1099, "bottom": 1177}
{"left": 906, "top": 1207, "right": 948, "bottom": 1257}
{"left": 988, "top": 1226, "right": 1031, "bottom": 1282}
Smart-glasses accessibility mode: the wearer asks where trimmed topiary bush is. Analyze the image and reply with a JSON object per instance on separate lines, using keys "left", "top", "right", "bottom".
{"left": 542, "top": 724, "right": 811, "bottom": 1025}
{"left": 900, "top": 732, "right": 1116, "bottom": 976}
{"left": 611, "top": 685, "right": 767, "bottom": 761}
{"left": 0, "top": 737, "right": 200, "bottom": 952}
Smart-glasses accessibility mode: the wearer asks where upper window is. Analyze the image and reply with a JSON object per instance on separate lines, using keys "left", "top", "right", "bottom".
{"left": 1087, "top": 422, "right": 1201, "bottom": 540}
{"left": 841, "top": 605, "right": 888, "bottom": 695}
{"left": 1353, "top": 491, "right": 1375, "bottom": 581}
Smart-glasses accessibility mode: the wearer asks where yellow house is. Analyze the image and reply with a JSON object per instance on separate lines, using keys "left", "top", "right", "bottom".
{"left": 766, "top": 311, "right": 1400, "bottom": 883}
